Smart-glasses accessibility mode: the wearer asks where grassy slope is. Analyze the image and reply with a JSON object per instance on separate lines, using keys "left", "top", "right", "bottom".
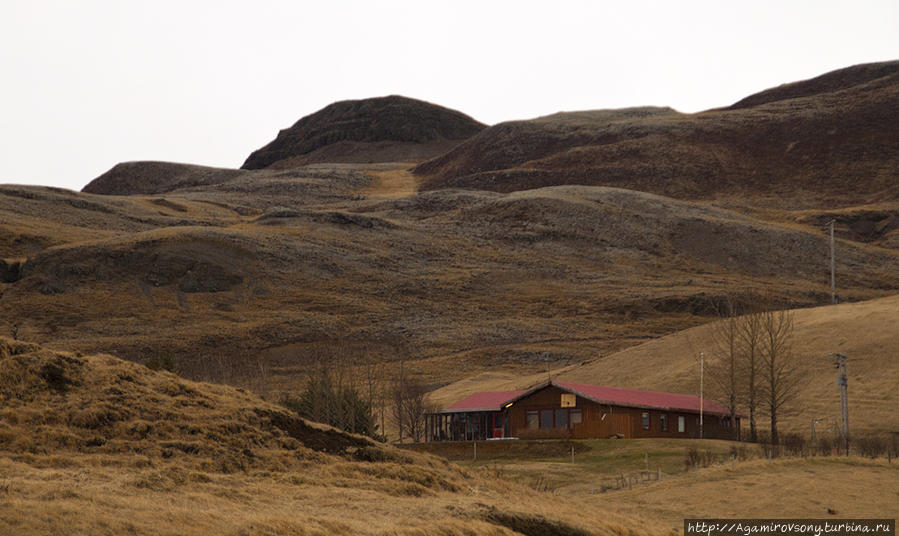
{"left": 409, "top": 438, "right": 899, "bottom": 529}
{"left": 0, "top": 338, "right": 659, "bottom": 536}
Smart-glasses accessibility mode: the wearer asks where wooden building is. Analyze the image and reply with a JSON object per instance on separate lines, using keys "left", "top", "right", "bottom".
{"left": 425, "top": 380, "right": 740, "bottom": 441}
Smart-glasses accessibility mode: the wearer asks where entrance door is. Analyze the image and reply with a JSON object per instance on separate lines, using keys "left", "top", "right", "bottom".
{"left": 491, "top": 412, "right": 505, "bottom": 438}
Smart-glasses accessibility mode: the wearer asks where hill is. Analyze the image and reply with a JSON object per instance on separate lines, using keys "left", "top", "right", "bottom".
{"left": 4, "top": 177, "right": 898, "bottom": 393}
{"left": 2, "top": 61, "right": 898, "bottom": 442}
{"left": 241, "top": 95, "right": 486, "bottom": 170}
{"left": 82, "top": 161, "right": 248, "bottom": 196}
{"left": 414, "top": 61, "right": 899, "bottom": 208}
{"left": 0, "top": 337, "right": 660, "bottom": 535}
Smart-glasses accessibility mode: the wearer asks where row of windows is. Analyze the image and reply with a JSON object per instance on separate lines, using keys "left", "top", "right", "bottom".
{"left": 525, "top": 408, "right": 716, "bottom": 433}
{"left": 525, "top": 408, "right": 583, "bottom": 430}
{"left": 642, "top": 412, "right": 686, "bottom": 432}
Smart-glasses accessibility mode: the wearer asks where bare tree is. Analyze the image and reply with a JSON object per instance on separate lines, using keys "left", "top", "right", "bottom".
{"left": 737, "top": 307, "right": 763, "bottom": 442}
{"left": 759, "top": 308, "right": 802, "bottom": 446}
{"left": 391, "top": 362, "right": 431, "bottom": 443}
{"left": 708, "top": 297, "right": 741, "bottom": 440}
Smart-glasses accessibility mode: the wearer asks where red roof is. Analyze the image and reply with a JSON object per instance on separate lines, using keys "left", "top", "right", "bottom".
{"left": 553, "top": 381, "right": 736, "bottom": 417}
{"left": 441, "top": 381, "right": 739, "bottom": 417}
{"left": 445, "top": 390, "right": 527, "bottom": 412}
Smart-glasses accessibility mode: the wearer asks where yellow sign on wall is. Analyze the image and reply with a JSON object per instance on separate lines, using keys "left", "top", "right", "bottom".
{"left": 561, "top": 393, "right": 576, "bottom": 407}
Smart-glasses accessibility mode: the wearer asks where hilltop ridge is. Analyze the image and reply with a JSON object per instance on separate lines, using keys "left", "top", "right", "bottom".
{"left": 413, "top": 61, "right": 899, "bottom": 207}
{"left": 241, "top": 95, "right": 486, "bottom": 169}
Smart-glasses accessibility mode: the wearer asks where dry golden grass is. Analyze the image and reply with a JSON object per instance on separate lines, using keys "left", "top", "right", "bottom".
{"left": 0, "top": 338, "right": 663, "bottom": 536}
{"left": 410, "top": 438, "right": 899, "bottom": 532}
{"left": 362, "top": 166, "right": 421, "bottom": 199}
{"left": 600, "top": 457, "right": 899, "bottom": 530}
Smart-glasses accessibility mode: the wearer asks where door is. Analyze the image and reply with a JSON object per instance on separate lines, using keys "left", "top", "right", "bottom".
{"left": 492, "top": 412, "right": 504, "bottom": 438}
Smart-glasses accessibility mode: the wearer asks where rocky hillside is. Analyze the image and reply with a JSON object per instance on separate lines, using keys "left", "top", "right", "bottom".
{"left": 414, "top": 61, "right": 899, "bottom": 207}
{"left": 241, "top": 95, "right": 486, "bottom": 169}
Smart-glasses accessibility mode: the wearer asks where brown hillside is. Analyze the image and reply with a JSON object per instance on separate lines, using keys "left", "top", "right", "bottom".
{"left": 82, "top": 161, "right": 248, "bottom": 196}
{"left": 414, "top": 61, "right": 899, "bottom": 207}
{"left": 241, "top": 95, "right": 486, "bottom": 170}
{"left": 0, "top": 337, "right": 659, "bottom": 535}
{"left": 3, "top": 176, "right": 898, "bottom": 394}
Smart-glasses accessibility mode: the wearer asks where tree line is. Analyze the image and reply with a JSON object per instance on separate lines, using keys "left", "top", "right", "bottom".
{"left": 707, "top": 295, "right": 805, "bottom": 445}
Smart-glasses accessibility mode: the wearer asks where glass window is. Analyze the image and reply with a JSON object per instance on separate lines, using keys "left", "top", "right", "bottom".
{"left": 642, "top": 412, "right": 650, "bottom": 430}
{"left": 555, "top": 408, "right": 568, "bottom": 429}
{"left": 660, "top": 414, "right": 668, "bottom": 431}
{"left": 678, "top": 415, "right": 685, "bottom": 433}
{"left": 570, "top": 409, "right": 582, "bottom": 425}
{"left": 526, "top": 411, "right": 538, "bottom": 430}
{"left": 540, "top": 409, "right": 554, "bottom": 429}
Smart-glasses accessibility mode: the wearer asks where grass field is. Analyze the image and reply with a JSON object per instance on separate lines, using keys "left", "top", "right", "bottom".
{"left": 409, "top": 438, "right": 899, "bottom": 531}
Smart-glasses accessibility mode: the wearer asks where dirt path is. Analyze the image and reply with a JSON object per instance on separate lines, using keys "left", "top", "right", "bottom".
{"left": 362, "top": 166, "right": 420, "bottom": 199}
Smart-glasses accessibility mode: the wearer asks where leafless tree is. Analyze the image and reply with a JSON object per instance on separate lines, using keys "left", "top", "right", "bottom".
{"left": 708, "top": 297, "right": 741, "bottom": 440}
{"left": 737, "top": 307, "right": 763, "bottom": 442}
{"left": 391, "top": 362, "right": 432, "bottom": 443}
{"left": 759, "top": 307, "right": 802, "bottom": 446}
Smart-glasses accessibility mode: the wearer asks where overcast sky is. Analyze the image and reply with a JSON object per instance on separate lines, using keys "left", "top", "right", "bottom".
{"left": 1, "top": 1, "right": 897, "bottom": 191}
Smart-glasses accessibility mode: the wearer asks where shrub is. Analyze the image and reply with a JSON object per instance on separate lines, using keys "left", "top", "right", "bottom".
{"left": 854, "top": 435, "right": 889, "bottom": 458}
{"left": 281, "top": 363, "right": 378, "bottom": 439}
{"left": 781, "top": 433, "right": 806, "bottom": 456}
{"left": 685, "top": 447, "right": 715, "bottom": 469}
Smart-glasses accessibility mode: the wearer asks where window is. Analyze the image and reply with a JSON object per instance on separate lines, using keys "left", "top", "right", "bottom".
{"left": 642, "top": 412, "right": 650, "bottom": 430}
{"left": 540, "top": 409, "right": 554, "bottom": 429}
{"left": 678, "top": 415, "right": 685, "bottom": 433}
{"left": 570, "top": 409, "right": 582, "bottom": 425}
{"left": 555, "top": 408, "right": 568, "bottom": 429}
{"left": 660, "top": 414, "right": 668, "bottom": 432}
{"left": 526, "top": 411, "right": 538, "bottom": 430}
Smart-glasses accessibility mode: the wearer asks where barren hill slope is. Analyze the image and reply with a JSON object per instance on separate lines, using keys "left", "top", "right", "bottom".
{"left": 3, "top": 176, "right": 898, "bottom": 392}
{"left": 242, "top": 95, "right": 486, "bottom": 170}
{"left": 0, "top": 337, "right": 658, "bottom": 535}
{"left": 415, "top": 61, "right": 899, "bottom": 207}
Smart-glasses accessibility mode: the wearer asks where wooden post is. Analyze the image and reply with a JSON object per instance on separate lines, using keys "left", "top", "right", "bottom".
{"left": 571, "top": 445, "right": 575, "bottom": 464}
{"left": 473, "top": 441, "right": 477, "bottom": 461}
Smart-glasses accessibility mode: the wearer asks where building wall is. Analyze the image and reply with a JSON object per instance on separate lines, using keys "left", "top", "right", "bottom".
{"left": 506, "top": 385, "right": 739, "bottom": 440}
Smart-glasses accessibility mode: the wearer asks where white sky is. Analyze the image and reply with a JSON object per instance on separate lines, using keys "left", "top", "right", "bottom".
{"left": 1, "top": 1, "right": 897, "bottom": 191}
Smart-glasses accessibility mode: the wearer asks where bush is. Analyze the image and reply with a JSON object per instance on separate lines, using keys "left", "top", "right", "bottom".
{"left": 685, "top": 447, "right": 715, "bottom": 469}
{"left": 781, "top": 433, "right": 806, "bottom": 456}
{"left": 281, "top": 363, "right": 379, "bottom": 439}
{"left": 854, "top": 435, "right": 889, "bottom": 458}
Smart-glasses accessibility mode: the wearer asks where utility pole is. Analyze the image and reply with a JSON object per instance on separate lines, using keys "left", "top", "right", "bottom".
{"left": 826, "top": 219, "right": 836, "bottom": 304}
{"left": 830, "top": 353, "right": 849, "bottom": 454}
{"left": 699, "top": 351, "right": 704, "bottom": 440}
